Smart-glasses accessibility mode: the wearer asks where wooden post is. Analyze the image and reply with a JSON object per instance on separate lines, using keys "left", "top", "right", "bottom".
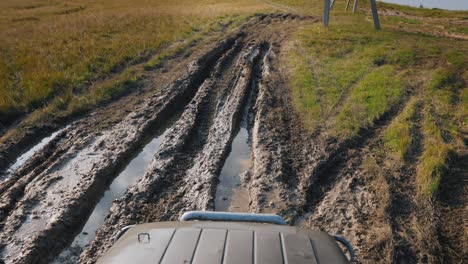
{"left": 324, "top": 0, "right": 331, "bottom": 27}
{"left": 330, "top": 0, "right": 336, "bottom": 9}
{"left": 345, "top": 0, "right": 351, "bottom": 11}
{"left": 353, "top": 0, "right": 358, "bottom": 13}
{"left": 370, "top": 0, "right": 381, "bottom": 29}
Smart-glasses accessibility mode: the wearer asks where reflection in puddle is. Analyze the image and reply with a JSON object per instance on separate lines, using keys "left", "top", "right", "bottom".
{"left": 215, "top": 127, "right": 251, "bottom": 212}
{"left": 0, "top": 126, "right": 68, "bottom": 182}
{"left": 54, "top": 123, "right": 174, "bottom": 263}
{"left": 17, "top": 213, "right": 48, "bottom": 237}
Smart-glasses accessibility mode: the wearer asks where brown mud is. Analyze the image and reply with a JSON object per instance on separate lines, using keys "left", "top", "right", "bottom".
{"left": 0, "top": 12, "right": 465, "bottom": 264}
{"left": 437, "top": 148, "right": 468, "bottom": 263}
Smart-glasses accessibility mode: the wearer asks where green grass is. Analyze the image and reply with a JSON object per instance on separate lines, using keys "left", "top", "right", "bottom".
{"left": 418, "top": 108, "right": 452, "bottom": 198}
{"left": 284, "top": 19, "right": 416, "bottom": 133}
{"left": 429, "top": 67, "right": 463, "bottom": 91}
{"left": 20, "top": 66, "right": 144, "bottom": 127}
{"left": 280, "top": 0, "right": 466, "bottom": 142}
{"left": 333, "top": 65, "right": 405, "bottom": 138}
{"left": 376, "top": 1, "right": 468, "bottom": 19}
{"left": 383, "top": 16, "right": 422, "bottom": 25}
{"left": 417, "top": 63, "right": 466, "bottom": 198}
{"left": 277, "top": 0, "right": 467, "bottom": 200}
{"left": 384, "top": 98, "right": 420, "bottom": 161}
{"left": 456, "top": 87, "right": 468, "bottom": 133}
{"left": 286, "top": 42, "right": 320, "bottom": 130}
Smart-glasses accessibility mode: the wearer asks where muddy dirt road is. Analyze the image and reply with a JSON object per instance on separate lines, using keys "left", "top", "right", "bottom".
{"left": 0, "top": 13, "right": 465, "bottom": 264}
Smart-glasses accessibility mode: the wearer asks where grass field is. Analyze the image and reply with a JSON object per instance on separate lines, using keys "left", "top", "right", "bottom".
{"left": 0, "top": 0, "right": 268, "bottom": 124}
{"left": 279, "top": 0, "right": 467, "bottom": 197}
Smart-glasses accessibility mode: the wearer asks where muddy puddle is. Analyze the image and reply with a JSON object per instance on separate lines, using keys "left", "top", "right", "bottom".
{"left": 213, "top": 55, "right": 259, "bottom": 213}
{"left": 0, "top": 126, "right": 68, "bottom": 182}
{"left": 214, "top": 126, "right": 252, "bottom": 212}
{"left": 53, "top": 117, "right": 178, "bottom": 263}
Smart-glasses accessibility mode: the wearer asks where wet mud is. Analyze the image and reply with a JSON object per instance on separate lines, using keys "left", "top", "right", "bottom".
{"left": 52, "top": 112, "right": 181, "bottom": 264}
{"left": 215, "top": 126, "right": 252, "bottom": 212}
{"left": 0, "top": 29, "right": 243, "bottom": 263}
{"left": 0, "top": 12, "right": 463, "bottom": 264}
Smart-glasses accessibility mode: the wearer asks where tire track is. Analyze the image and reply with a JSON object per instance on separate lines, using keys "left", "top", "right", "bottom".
{"left": 177, "top": 44, "right": 269, "bottom": 213}
{"left": 78, "top": 14, "right": 315, "bottom": 263}
{"left": 0, "top": 13, "right": 318, "bottom": 264}
{"left": 296, "top": 94, "right": 418, "bottom": 263}
{"left": 249, "top": 45, "right": 309, "bottom": 222}
{"left": 386, "top": 101, "right": 423, "bottom": 263}
{"left": 437, "top": 149, "right": 468, "bottom": 263}
{"left": 80, "top": 41, "right": 264, "bottom": 264}
{"left": 0, "top": 34, "right": 240, "bottom": 264}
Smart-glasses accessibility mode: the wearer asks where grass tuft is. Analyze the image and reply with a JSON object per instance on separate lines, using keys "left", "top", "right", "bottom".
{"left": 333, "top": 65, "right": 405, "bottom": 139}
{"left": 417, "top": 109, "right": 452, "bottom": 198}
{"left": 417, "top": 65, "right": 465, "bottom": 198}
{"left": 429, "top": 67, "right": 461, "bottom": 91}
{"left": 384, "top": 98, "right": 420, "bottom": 161}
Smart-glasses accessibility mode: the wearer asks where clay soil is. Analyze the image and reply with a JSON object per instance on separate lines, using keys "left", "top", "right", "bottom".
{"left": 0, "top": 13, "right": 465, "bottom": 264}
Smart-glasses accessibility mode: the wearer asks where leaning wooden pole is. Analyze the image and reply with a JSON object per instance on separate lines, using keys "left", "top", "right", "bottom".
{"left": 345, "top": 0, "right": 351, "bottom": 11}
{"left": 353, "top": 0, "right": 358, "bottom": 13}
{"left": 324, "top": 0, "right": 331, "bottom": 27}
{"left": 330, "top": 0, "right": 337, "bottom": 9}
{"left": 370, "top": 0, "right": 381, "bottom": 29}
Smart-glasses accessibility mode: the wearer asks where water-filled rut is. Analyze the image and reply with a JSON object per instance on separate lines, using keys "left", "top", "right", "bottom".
{"left": 214, "top": 126, "right": 251, "bottom": 212}
{"left": 0, "top": 14, "right": 319, "bottom": 264}
{"left": 53, "top": 112, "right": 180, "bottom": 263}
{"left": 0, "top": 126, "right": 69, "bottom": 183}
{"left": 213, "top": 43, "right": 266, "bottom": 213}
{"left": 0, "top": 12, "right": 462, "bottom": 264}
{"left": 0, "top": 33, "right": 240, "bottom": 263}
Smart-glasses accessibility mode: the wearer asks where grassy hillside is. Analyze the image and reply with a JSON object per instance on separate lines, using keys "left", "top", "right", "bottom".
{"left": 279, "top": 0, "right": 467, "bottom": 198}
{"left": 0, "top": 0, "right": 268, "bottom": 123}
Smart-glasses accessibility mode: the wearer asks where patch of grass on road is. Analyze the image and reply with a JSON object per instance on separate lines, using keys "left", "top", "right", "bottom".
{"left": 333, "top": 65, "right": 405, "bottom": 138}
{"left": 418, "top": 64, "right": 466, "bottom": 198}
{"left": 384, "top": 98, "right": 420, "bottom": 161}
{"left": 282, "top": 11, "right": 421, "bottom": 135}
{"left": 418, "top": 108, "right": 452, "bottom": 198}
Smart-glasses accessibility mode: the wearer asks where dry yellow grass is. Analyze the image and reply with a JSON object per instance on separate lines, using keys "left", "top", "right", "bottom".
{"left": 0, "top": 0, "right": 269, "bottom": 122}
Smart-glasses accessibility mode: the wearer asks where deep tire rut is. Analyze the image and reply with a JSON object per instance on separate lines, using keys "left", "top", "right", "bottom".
{"left": 1, "top": 13, "right": 316, "bottom": 264}
{"left": 0, "top": 11, "right": 461, "bottom": 264}
{"left": 296, "top": 94, "right": 424, "bottom": 263}
{"left": 0, "top": 31, "right": 242, "bottom": 264}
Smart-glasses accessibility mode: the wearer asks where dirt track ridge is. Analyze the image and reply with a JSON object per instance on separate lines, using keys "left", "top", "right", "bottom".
{"left": 0, "top": 12, "right": 464, "bottom": 264}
